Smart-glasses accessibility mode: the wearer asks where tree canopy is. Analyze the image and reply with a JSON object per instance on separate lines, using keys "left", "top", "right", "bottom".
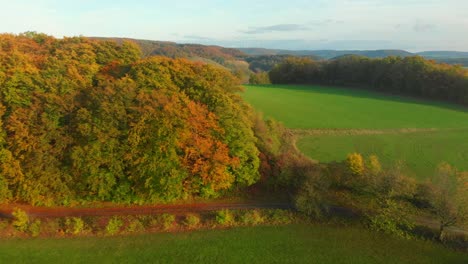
{"left": 269, "top": 55, "right": 468, "bottom": 106}
{"left": 0, "top": 33, "right": 260, "bottom": 205}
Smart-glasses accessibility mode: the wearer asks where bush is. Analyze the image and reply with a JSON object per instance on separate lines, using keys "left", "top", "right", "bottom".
{"left": 29, "top": 219, "right": 41, "bottom": 237}
{"left": 239, "top": 210, "right": 264, "bottom": 225}
{"left": 105, "top": 217, "right": 123, "bottom": 235}
{"left": 183, "top": 214, "right": 201, "bottom": 228}
{"left": 374, "top": 167, "right": 417, "bottom": 198}
{"left": 294, "top": 168, "right": 329, "bottom": 218}
{"left": 12, "top": 208, "right": 29, "bottom": 232}
{"left": 366, "top": 155, "right": 382, "bottom": 177}
{"left": 215, "top": 210, "right": 235, "bottom": 226}
{"left": 159, "top": 214, "right": 176, "bottom": 230}
{"left": 64, "top": 217, "right": 86, "bottom": 235}
{"left": 368, "top": 199, "right": 415, "bottom": 239}
{"left": 266, "top": 209, "right": 294, "bottom": 225}
{"left": 126, "top": 219, "right": 145, "bottom": 233}
{"left": 41, "top": 219, "right": 62, "bottom": 236}
{"left": 346, "top": 153, "right": 365, "bottom": 177}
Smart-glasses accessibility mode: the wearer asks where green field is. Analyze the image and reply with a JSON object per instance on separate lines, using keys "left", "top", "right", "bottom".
{"left": 244, "top": 85, "right": 468, "bottom": 178}
{"left": 297, "top": 130, "right": 468, "bottom": 178}
{"left": 0, "top": 224, "right": 465, "bottom": 264}
{"left": 243, "top": 85, "right": 468, "bottom": 129}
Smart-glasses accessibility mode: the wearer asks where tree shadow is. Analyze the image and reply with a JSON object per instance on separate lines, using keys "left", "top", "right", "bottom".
{"left": 245, "top": 84, "right": 468, "bottom": 114}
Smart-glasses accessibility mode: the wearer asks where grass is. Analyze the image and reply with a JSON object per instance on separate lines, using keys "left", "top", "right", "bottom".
{"left": 243, "top": 84, "right": 468, "bottom": 179}
{"left": 297, "top": 130, "right": 468, "bottom": 179}
{"left": 243, "top": 84, "right": 468, "bottom": 129}
{"left": 0, "top": 224, "right": 465, "bottom": 264}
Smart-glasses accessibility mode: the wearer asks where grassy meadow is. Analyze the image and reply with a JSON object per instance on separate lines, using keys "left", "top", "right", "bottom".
{"left": 297, "top": 130, "right": 468, "bottom": 178}
{"left": 243, "top": 85, "right": 468, "bottom": 129}
{"left": 0, "top": 224, "right": 466, "bottom": 264}
{"left": 244, "top": 84, "right": 468, "bottom": 178}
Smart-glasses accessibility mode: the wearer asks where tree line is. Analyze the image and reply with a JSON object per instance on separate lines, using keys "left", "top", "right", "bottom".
{"left": 269, "top": 56, "right": 468, "bottom": 106}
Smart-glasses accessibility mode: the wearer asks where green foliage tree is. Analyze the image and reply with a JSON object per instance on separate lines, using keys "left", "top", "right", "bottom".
{"left": 269, "top": 55, "right": 468, "bottom": 106}
{"left": 269, "top": 57, "right": 320, "bottom": 84}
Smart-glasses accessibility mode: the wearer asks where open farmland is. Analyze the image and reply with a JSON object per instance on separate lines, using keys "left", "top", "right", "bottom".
{"left": 243, "top": 85, "right": 468, "bottom": 129}
{"left": 297, "top": 130, "right": 468, "bottom": 178}
{"left": 244, "top": 85, "right": 468, "bottom": 178}
{"left": 0, "top": 225, "right": 465, "bottom": 264}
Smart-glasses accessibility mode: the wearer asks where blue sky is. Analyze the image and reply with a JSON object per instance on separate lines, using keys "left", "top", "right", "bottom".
{"left": 1, "top": 0, "right": 467, "bottom": 51}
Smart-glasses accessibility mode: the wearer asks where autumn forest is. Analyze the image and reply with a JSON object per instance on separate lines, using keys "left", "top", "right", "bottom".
{"left": 0, "top": 33, "right": 263, "bottom": 206}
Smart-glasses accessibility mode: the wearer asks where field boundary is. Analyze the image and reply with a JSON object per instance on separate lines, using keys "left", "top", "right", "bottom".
{"left": 290, "top": 127, "right": 468, "bottom": 136}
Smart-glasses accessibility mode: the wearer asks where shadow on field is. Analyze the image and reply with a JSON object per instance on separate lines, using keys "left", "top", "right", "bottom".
{"left": 247, "top": 84, "right": 468, "bottom": 114}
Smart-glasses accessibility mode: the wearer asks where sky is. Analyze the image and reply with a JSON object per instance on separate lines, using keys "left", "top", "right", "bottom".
{"left": 0, "top": 0, "right": 467, "bottom": 51}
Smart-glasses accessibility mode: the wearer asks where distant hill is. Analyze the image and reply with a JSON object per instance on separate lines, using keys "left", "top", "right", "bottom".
{"left": 246, "top": 54, "right": 322, "bottom": 72}
{"left": 91, "top": 37, "right": 247, "bottom": 62}
{"left": 239, "top": 48, "right": 468, "bottom": 66}
{"left": 239, "top": 48, "right": 413, "bottom": 59}
{"left": 90, "top": 38, "right": 468, "bottom": 70}
{"left": 416, "top": 51, "right": 468, "bottom": 59}
{"left": 91, "top": 37, "right": 251, "bottom": 82}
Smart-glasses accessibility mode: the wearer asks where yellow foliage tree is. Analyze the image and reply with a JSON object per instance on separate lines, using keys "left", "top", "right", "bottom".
{"left": 346, "top": 153, "right": 365, "bottom": 177}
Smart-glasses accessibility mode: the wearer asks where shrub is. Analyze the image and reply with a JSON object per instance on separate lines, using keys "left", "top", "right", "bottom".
{"left": 126, "top": 219, "right": 145, "bottom": 233}
{"left": 41, "top": 219, "right": 62, "bottom": 236}
{"left": 366, "top": 155, "right": 382, "bottom": 177}
{"left": 12, "top": 208, "right": 29, "bottom": 232}
{"left": 368, "top": 199, "right": 415, "bottom": 239}
{"left": 105, "top": 217, "right": 123, "bottom": 235}
{"left": 239, "top": 210, "right": 264, "bottom": 225}
{"left": 267, "top": 209, "right": 294, "bottom": 225}
{"left": 375, "top": 167, "right": 417, "bottom": 198}
{"left": 346, "top": 153, "right": 365, "bottom": 177}
{"left": 183, "top": 214, "right": 200, "bottom": 228}
{"left": 29, "top": 219, "right": 41, "bottom": 237}
{"left": 136, "top": 215, "right": 152, "bottom": 226}
{"left": 159, "top": 214, "right": 176, "bottom": 230}
{"left": 294, "top": 168, "right": 329, "bottom": 218}
{"left": 215, "top": 210, "right": 235, "bottom": 226}
{"left": 65, "top": 217, "right": 86, "bottom": 235}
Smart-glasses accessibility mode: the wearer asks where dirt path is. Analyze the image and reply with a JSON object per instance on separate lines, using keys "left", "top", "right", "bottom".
{"left": 0, "top": 202, "right": 292, "bottom": 219}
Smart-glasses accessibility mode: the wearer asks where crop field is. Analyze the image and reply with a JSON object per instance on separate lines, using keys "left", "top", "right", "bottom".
{"left": 244, "top": 85, "right": 468, "bottom": 178}
{"left": 0, "top": 224, "right": 465, "bottom": 264}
